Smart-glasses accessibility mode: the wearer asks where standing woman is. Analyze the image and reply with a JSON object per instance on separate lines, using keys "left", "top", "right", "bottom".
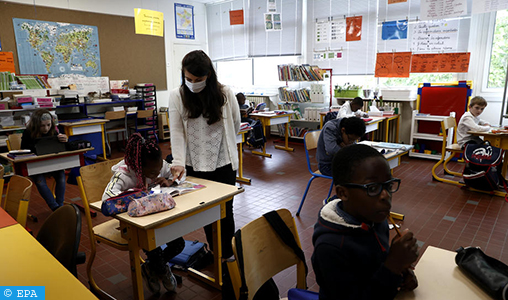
{"left": 169, "top": 50, "right": 240, "bottom": 258}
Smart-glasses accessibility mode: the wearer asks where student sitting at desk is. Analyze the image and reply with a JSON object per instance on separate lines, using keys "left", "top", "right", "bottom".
{"left": 236, "top": 92, "right": 253, "bottom": 124}
{"left": 337, "top": 97, "right": 368, "bottom": 118}
{"left": 317, "top": 117, "right": 366, "bottom": 176}
{"left": 21, "top": 109, "right": 68, "bottom": 211}
{"left": 457, "top": 96, "right": 491, "bottom": 148}
{"left": 312, "top": 144, "right": 419, "bottom": 300}
{"left": 102, "top": 133, "right": 184, "bottom": 295}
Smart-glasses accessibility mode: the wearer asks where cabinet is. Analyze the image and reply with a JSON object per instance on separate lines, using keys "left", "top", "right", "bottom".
{"left": 409, "top": 110, "right": 455, "bottom": 160}
{"left": 158, "top": 110, "right": 170, "bottom": 140}
{"left": 134, "top": 85, "right": 158, "bottom": 141}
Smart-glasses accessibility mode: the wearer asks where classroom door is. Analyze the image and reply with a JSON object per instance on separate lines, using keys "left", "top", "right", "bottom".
{"left": 172, "top": 44, "right": 203, "bottom": 89}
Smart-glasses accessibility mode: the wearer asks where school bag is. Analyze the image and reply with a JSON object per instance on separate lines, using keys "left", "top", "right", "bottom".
{"left": 168, "top": 240, "right": 213, "bottom": 270}
{"left": 246, "top": 119, "right": 266, "bottom": 149}
{"left": 463, "top": 143, "right": 508, "bottom": 193}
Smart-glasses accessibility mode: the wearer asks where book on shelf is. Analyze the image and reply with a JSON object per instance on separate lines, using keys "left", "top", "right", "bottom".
{"left": 150, "top": 181, "right": 205, "bottom": 197}
{"left": 277, "top": 64, "right": 323, "bottom": 81}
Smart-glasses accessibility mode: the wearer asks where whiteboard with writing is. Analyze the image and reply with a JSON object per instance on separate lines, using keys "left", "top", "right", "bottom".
{"left": 420, "top": 0, "right": 467, "bottom": 21}
{"left": 48, "top": 74, "right": 110, "bottom": 96}
{"left": 411, "top": 20, "right": 459, "bottom": 52}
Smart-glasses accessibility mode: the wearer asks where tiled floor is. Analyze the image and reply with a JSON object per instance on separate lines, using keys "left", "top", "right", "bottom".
{"left": 22, "top": 137, "right": 508, "bottom": 299}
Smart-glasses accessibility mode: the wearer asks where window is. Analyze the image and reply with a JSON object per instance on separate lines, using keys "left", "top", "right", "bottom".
{"left": 380, "top": 73, "right": 456, "bottom": 87}
{"left": 487, "top": 10, "right": 508, "bottom": 88}
{"left": 253, "top": 56, "right": 299, "bottom": 87}
{"left": 216, "top": 59, "right": 252, "bottom": 87}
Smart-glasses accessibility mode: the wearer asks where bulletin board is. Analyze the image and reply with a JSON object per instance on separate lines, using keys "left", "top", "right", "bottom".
{"left": 0, "top": 1, "right": 167, "bottom": 90}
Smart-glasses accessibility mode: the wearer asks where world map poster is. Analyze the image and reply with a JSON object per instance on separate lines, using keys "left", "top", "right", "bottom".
{"left": 13, "top": 18, "right": 101, "bottom": 77}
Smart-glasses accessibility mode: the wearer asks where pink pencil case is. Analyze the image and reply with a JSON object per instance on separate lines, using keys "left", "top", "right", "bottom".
{"left": 127, "top": 193, "right": 176, "bottom": 217}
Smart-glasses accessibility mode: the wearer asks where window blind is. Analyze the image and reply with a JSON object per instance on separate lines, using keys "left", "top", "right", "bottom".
{"left": 248, "top": 0, "right": 303, "bottom": 57}
{"left": 309, "top": 0, "right": 378, "bottom": 75}
{"left": 206, "top": 0, "right": 249, "bottom": 60}
{"left": 207, "top": 0, "right": 302, "bottom": 60}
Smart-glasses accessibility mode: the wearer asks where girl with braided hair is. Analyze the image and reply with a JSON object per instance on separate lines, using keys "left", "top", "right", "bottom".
{"left": 101, "top": 133, "right": 184, "bottom": 294}
{"left": 169, "top": 50, "right": 240, "bottom": 259}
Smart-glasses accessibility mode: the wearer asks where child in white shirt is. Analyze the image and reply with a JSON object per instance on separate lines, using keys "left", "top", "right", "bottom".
{"left": 457, "top": 96, "right": 490, "bottom": 148}
{"left": 338, "top": 97, "right": 368, "bottom": 118}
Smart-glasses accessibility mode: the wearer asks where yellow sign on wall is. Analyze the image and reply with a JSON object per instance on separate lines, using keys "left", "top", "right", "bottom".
{"left": 134, "top": 8, "right": 164, "bottom": 37}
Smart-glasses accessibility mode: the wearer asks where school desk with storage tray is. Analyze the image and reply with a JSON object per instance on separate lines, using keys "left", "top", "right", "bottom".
{"left": 0, "top": 148, "right": 93, "bottom": 177}
{"left": 249, "top": 111, "right": 295, "bottom": 158}
{"left": 358, "top": 141, "right": 413, "bottom": 169}
{"left": 0, "top": 222, "right": 98, "bottom": 300}
{"left": 59, "top": 119, "right": 109, "bottom": 160}
{"left": 89, "top": 177, "right": 244, "bottom": 300}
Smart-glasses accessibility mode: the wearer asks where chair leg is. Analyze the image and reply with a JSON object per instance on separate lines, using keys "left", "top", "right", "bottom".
{"left": 296, "top": 176, "right": 317, "bottom": 216}
{"left": 327, "top": 181, "right": 334, "bottom": 199}
{"left": 105, "top": 133, "right": 111, "bottom": 157}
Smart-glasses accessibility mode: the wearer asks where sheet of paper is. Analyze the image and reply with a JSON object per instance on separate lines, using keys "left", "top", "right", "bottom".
{"left": 412, "top": 19, "right": 459, "bottom": 52}
{"left": 346, "top": 16, "right": 362, "bottom": 42}
{"left": 0, "top": 52, "right": 15, "bottom": 73}
{"left": 420, "top": 0, "right": 467, "bottom": 21}
{"left": 382, "top": 20, "right": 408, "bottom": 40}
{"left": 472, "top": 0, "right": 508, "bottom": 14}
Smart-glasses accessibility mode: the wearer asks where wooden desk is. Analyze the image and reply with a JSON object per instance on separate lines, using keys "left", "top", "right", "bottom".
{"left": 0, "top": 207, "right": 17, "bottom": 229}
{"left": 359, "top": 141, "right": 413, "bottom": 169}
{"left": 396, "top": 246, "right": 490, "bottom": 299}
{"left": 0, "top": 148, "right": 92, "bottom": 177}
{"left": 90, "top": 177, "right": 244, "bottom": 300}
{"left": 250, "top": 112, "right": 295, "bottom": 158}
{"left": 236, "top": 129, "right": 251, "bottom": 184}
{"left": 0, "top": 223, "right": 98, "bottom": 299}
{"left": 59, "top": 119, "right": 109, "bottom": 160}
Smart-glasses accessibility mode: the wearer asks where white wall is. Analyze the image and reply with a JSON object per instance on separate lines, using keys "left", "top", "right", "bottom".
{"left": 4, "top": 0, "right": 209, "bottom": 108}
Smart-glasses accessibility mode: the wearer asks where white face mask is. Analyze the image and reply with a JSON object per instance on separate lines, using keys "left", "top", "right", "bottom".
{"left": 185, "top": 79, "right": 207, "bottom": 93}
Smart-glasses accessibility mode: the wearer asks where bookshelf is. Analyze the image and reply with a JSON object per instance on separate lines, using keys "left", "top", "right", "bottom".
{"left": 276, "top": 66, "right": 331, "bottom": 139}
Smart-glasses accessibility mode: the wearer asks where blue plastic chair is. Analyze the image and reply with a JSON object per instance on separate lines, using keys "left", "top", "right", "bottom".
{"left": 296, "top": 130, "right": 334, "bottom": 216}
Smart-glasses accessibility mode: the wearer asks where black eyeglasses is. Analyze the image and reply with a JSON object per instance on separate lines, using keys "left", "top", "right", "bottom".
{"left": 341, "top": 178, "right": 401, "bottom": 197}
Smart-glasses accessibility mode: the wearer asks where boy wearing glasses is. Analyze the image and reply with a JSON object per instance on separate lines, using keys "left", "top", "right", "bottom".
{"left": 317, "top": 116, "right": 366, "bottom": 176}
{"left": 312, "top": 144, "right": 419, "bottom": 300}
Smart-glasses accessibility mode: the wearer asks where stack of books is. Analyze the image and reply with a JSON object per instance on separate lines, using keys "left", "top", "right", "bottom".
{"left": 7, "top": 150, "right": 36, "bottom": 160}
{"left": 0, "top": 72, "right": 16, "bottom": 90}
{"left": 16, "top": 75, "right": 51, "bottom": 89}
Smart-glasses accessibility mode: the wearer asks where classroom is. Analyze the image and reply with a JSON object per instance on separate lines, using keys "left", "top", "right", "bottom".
{"left": 1, "top": 0, "right": 508, "bottom": 299}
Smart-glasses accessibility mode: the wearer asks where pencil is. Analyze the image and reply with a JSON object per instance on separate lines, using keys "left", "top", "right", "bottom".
{"left": 388, "top": 214, "right": 402, "bottom": 237}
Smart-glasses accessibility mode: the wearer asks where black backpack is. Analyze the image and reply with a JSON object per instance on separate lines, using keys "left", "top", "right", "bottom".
{"left": 246, "top": 120, "right": 266, "bottom": 148}
{"left": 463, "top": 143, "right": 507, "bottom": 192}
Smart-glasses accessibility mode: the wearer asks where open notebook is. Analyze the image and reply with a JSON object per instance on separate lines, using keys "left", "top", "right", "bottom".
{"left": 150, "top": 181, "right": 205, "bottom": 197}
